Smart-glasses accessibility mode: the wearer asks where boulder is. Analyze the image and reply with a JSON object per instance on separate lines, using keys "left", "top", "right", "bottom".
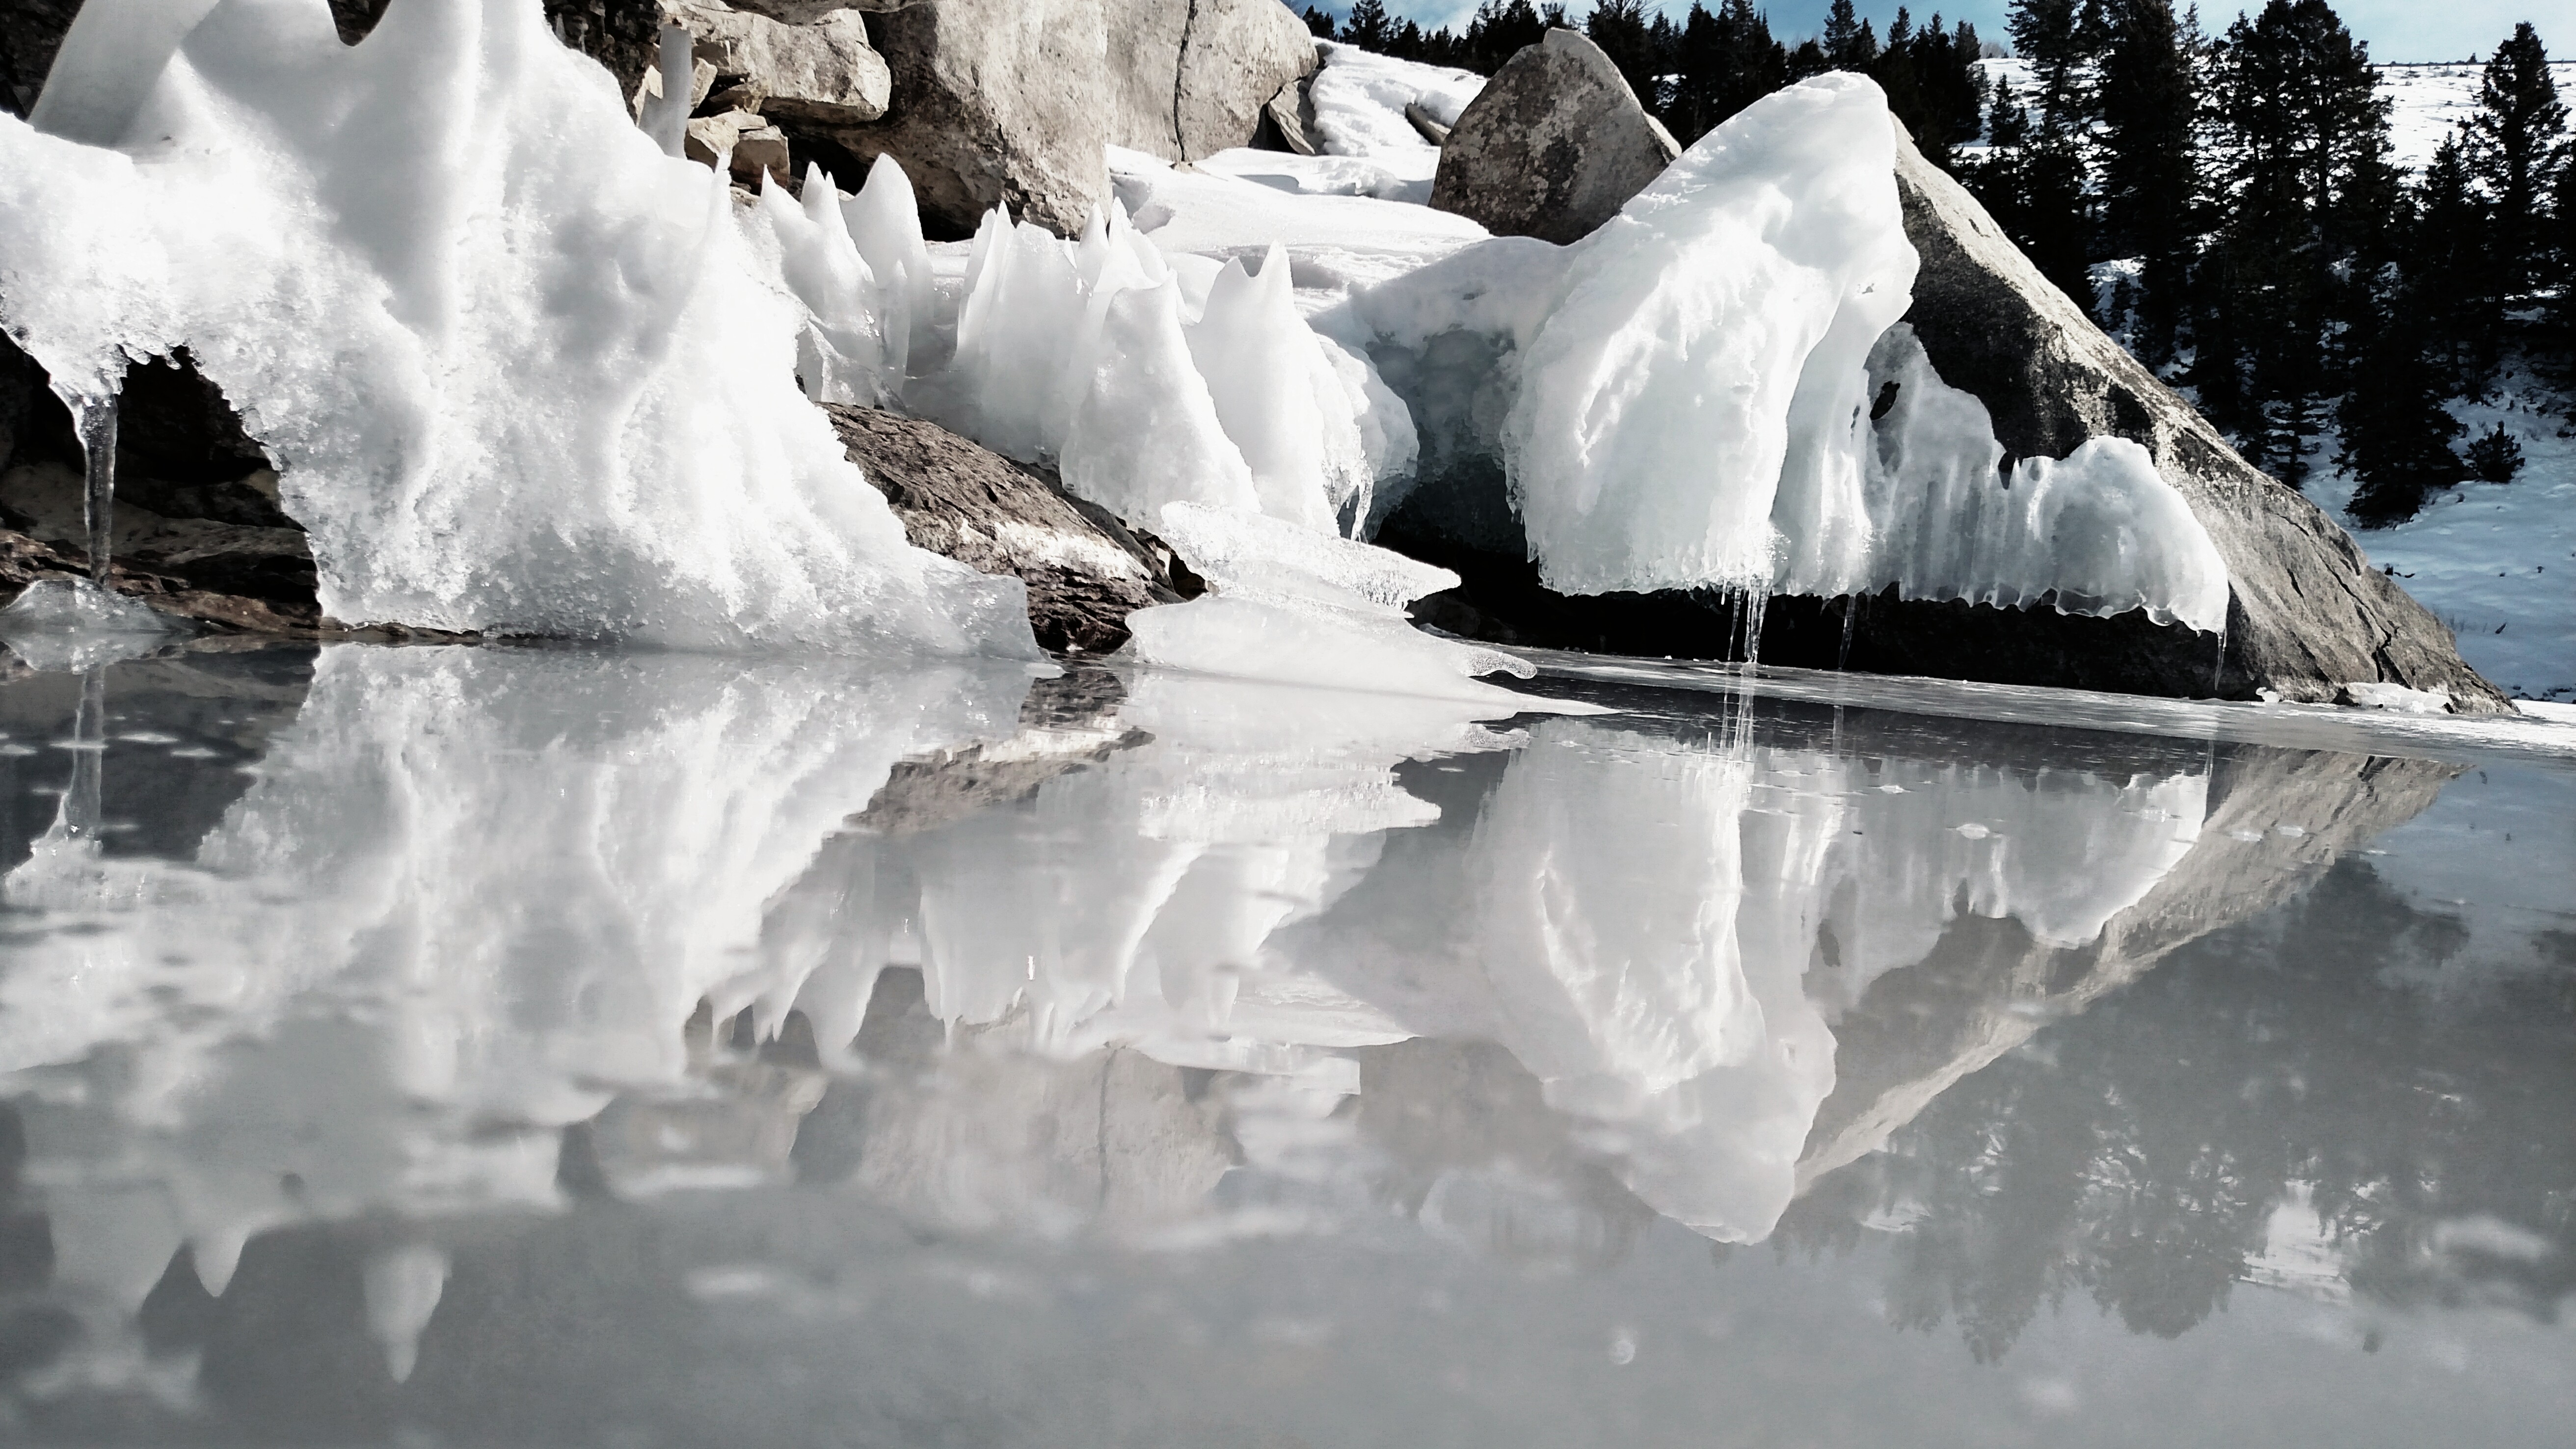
{"left": 684, "top": 107, "right": 792, "bottom": 183}
{"left": 661, "top": 0, "right": 888, "bottom": 127}
{"left": 723, "top": 0, "right": 912, "bottom": 24}
{"left": 824, "top": 403, "right": 1198, "bottom": 653}
{"left": 1261, "top": 77, "right": 1317, "bottom": 155}
{"left": 1427, "top": 28, "right": 1680, "bottom": 245}
{"left": 1107, "top": 0, "right": 1317, "bottom": 162}
{"left": 1883, "top": 123, "right": 2510, "bottom": 712}
{"left": 794, "top": 0, "right": 1109, "bottom": 236}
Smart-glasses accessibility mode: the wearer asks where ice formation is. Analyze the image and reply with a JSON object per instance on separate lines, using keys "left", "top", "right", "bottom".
{"left": 0, "top": 0, "right": 1034, "bottom": 653}
{"left": 1491, "top": 75, "right": 2230, "bottom": 630}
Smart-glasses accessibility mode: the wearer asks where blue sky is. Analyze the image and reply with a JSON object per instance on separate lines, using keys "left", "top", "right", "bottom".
{"left": 1325, "top": 2, "right": 2560, "bottom": 64}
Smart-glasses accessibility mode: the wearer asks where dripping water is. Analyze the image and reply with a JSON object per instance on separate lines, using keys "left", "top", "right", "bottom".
{"left": 54, "top": 387, "right": 119, "bottom": 587}
{"left": 1836, "top": 591, "right": 1862, "bottom": 673}
{"left": 62, "top": 667, "right": 107, "bottom": 842}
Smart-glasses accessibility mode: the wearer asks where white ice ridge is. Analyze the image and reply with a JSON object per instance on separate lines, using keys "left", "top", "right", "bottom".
{"left": 0, "top": 0, "right": 1034, "bottom": 654}
{"left": 1327, "top": 74, "right": 2230, "bottom": 634}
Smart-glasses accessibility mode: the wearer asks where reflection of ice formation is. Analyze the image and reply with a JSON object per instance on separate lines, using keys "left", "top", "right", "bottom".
{"left": 3, "top": 650, "right": 2230, "bottom": 1313}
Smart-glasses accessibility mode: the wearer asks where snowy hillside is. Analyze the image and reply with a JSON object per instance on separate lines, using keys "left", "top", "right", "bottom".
{"left": 2382, "top": 61, "right": 2576, "bottom": 172}
{"left": 1970, "top": 58, "right": 2576, "bottom": 175}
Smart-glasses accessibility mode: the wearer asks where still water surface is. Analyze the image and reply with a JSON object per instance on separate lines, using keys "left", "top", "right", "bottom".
{"left": 0, "top": 644, "right": 2567, "bottom": 1447}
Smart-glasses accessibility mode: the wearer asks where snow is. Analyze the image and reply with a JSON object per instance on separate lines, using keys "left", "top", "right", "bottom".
{"left": 1303, "top": 40, "right": 1485, "bottom": 204}
{"left": 1111, "top": 145, "right": 1491, "bottom": 295}
{"left": 2311, "top": 367, "right": 2576, "bottom": 703}
{"left": 0, "top": 0, "right": 1035, "bottom": 655}
{"left": 2381, "top": 62, "right": 2576, "bottom": 173}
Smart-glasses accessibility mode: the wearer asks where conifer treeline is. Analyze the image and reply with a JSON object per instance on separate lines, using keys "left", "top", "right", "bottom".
{"left": 1307, "top": 1, "right": 1992, "bottom": 163}
{"left": 1309, "top": 1, "right": 2574, "bottom": 527}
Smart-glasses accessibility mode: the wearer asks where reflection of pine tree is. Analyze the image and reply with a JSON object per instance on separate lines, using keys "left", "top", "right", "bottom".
{"left": 1816, "top": 851, "right": 2576, "bottom": 1358}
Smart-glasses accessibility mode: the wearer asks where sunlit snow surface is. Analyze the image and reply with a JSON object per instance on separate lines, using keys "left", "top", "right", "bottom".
{"left": 2313, "top": 369, "right": 2576, "bottom": 704}
{"left": 0, "top": 644, "right": 2570, "bottom": 1443}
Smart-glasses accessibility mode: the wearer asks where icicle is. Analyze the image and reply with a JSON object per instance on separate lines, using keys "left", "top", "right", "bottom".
{"left": 638, "top": 26, "right": 693, "bottom": 158}
{"left": 53, "top": 386, "right": 119, "bottom": 586}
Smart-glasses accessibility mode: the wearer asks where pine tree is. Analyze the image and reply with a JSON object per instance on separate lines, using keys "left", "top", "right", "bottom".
{"left": 2339, "top": 274, "right": 2465, "bottom": 526}
{"left": 1301, "top": 6, "right": 1337, "bottom": 40}
{"left": 1585, "top": 0, "right": 1663, "bottom": 111}
{"left": 2096, "top": 0, "right": 2198, "bottom": 365}
{"left": 2408, "top": 134, "right": 2500, "bottom": 390}
{"left": 2202, "top": 0, "right": 2395, "bottom": 480}
{"left": 2465, "top": 24, "right": 2568, "bottom": 297}
{"left": 1824, "top": 1, "right": 1878, "bottom": 71}
{"left": 1340, "top": 0, "right": 1393, "bottom": 51}
{"left": 1464, "top": 0, "right": 1550, "bottom": 74}
{"left": 1668, "top": 1, "right": 1786, "bottom": 142}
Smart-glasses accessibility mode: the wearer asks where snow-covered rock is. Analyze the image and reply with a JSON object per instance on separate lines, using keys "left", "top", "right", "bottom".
{"left": 0, "top": 0, "right": 1039, "bottom": 656}
{"left": 1428, "top": 27, "right": 1680, "bottom": 245}
{"left": 1888, "top": 118, "right": 2511, "bottom": 711}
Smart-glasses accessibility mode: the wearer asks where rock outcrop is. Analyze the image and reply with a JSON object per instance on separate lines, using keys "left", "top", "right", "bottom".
{"left": 825, "top": 403, "right": 1198, "bottom": 653}
{"left": 1107, "top": 0, "right": 1317, "bottom": 162}
{"left": 1885, "top": 124, "right": 2510, "bottom": 712}
{"left": 0, "top": 0, "right": 77, "bottom": 118}
{"left": 799, "top": 0, "right": 1111, "bottom": 235}
{"left": 1427, "top": 28, "right": 1680, "bottom": 245}
{"left": 662, "top": 0, "right": 888, "bottom": 128}
{"left": 804, "top": 0, "right": 1314, "bottom": 236}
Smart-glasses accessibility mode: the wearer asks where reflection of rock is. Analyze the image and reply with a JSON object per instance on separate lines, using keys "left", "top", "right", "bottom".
{"left": 1355, "top": 1039, "right": 1655, "bottom": 1268}
{"left": 1794, "top": 741, "right": 2460, "bottom": 1191}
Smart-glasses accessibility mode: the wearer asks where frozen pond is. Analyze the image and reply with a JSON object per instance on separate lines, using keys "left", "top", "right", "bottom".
{"left": 0, "top": 644, "right": 2569, "bottom": 1447}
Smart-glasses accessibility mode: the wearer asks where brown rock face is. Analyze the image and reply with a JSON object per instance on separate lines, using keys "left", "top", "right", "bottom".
{"left": 825, "top": 404, "right": 1197, "bottom": 654}
{"left": 1428, "top": 28, "right": 1680, "bottom": 245}
{"left": 1888, "top": 125, "right": 2508, "bottom": 712}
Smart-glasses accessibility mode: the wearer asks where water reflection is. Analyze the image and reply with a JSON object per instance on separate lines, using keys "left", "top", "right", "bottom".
{"left": 0, "top": 645, "right": 2566, "bottom": 1444}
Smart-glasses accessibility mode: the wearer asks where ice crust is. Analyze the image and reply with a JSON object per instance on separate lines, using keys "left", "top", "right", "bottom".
{"left": 0, "top": 0, "right": 1035, "bottom": 654}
